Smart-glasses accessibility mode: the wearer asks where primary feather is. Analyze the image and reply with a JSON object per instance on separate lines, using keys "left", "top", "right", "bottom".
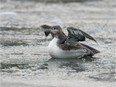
{"left": 67, "top": 27, "right": 97, "bottom": 43}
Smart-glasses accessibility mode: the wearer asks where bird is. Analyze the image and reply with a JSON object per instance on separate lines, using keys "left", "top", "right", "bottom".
{"left": 40, "top": 24, "right": 100, "bottom": 58}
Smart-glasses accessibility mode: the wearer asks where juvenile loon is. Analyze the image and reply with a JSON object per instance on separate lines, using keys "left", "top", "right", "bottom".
{"left": 40, "top": 24, "right": 100, "bottom": 58}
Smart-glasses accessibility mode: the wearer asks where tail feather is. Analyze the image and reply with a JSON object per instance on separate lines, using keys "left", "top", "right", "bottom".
{"left": 80, "top": 43, "right": 100, "bottom": 56}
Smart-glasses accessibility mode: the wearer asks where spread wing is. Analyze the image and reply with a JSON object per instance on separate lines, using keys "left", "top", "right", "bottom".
{"left": 66, "top": 27, "right": 97, "bottom": 43}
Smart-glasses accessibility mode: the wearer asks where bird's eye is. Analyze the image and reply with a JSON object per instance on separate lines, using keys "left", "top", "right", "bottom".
{"left": 53, "top": 28, "right": 56, "bottom": 30}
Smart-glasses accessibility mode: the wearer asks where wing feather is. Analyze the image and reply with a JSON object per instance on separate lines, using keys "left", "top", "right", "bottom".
{"left": 67, "top": 27, "right": 97, "bottom": 43}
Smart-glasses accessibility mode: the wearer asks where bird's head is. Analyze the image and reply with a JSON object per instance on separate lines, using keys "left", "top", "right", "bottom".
{"left": 40, "top": 24, "right": 62, "bottom": 38}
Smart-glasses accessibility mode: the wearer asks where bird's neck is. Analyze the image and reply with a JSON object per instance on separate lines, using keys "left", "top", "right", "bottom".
{"left": 54, "top": 32, "right": 67, "bottom": 44}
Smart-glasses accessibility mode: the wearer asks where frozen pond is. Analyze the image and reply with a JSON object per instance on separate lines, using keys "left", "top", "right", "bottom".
{"left": 0, "top": 0, "right": 116, "bottom": 87}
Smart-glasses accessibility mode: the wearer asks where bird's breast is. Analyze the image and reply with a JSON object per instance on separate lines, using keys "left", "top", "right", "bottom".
{"left": 48, "top": 38, "right": 62, "bottom": 58}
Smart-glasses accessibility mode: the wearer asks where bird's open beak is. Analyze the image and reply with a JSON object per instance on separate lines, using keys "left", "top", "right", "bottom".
{"left": 40, "top": 24, "right": 52, "bottom": 37}
{"left": 44, "top": 31, "right": 51, "bottom": 37}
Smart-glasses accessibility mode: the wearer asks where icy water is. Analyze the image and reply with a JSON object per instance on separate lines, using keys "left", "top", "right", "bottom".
{"left": 0, "top": 0, "right": 116, "bottom": 87}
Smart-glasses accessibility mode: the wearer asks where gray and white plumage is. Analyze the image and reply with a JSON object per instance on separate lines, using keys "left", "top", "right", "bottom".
{"left": 40, "top": 24, "right": 100, "bottom": 58}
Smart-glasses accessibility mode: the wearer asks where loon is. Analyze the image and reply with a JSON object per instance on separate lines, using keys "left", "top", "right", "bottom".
{"left": 40, "top": 24, "right": 100, "bottom": 58}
